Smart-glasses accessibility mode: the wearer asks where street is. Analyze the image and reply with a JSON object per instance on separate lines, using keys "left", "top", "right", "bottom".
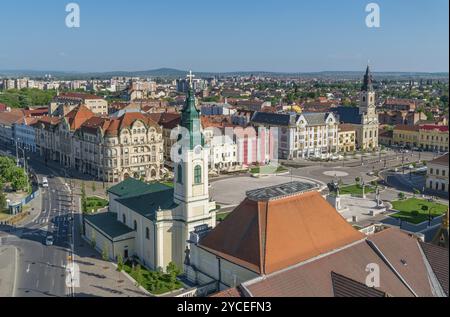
{"left": 0, "top": 152, "right": 75, "bottom": 297}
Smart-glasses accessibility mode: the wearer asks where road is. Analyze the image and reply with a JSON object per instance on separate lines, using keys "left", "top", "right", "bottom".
{"left": 0, "top": 152, "right": 75, "bottom": 297}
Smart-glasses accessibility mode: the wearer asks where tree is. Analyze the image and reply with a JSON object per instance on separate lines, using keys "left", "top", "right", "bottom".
{"left": 355, "top": 177, "right": 361, "bottom": 184}
{"left": 117, "top": 254, "right": 123, "bottom": 272}
{"left": 11, "top": 168, "right": 28, "bottom": 192}
{"left": 413, "top": 188, "right": 420, "bottom": 198}
{"left": 0, "top": 190, "right": 7, "bottom": 211}
{"left": 102, "top": 243, "right": 109, "bottom": 261}
{"left": 81, "top": 181, "right": 87, "bottom": 213}
{"left": 134, "top": 264, "right": 143, "bottom": 286}
{"left": 398, "top": 192, "right": 406, "bottom": 200}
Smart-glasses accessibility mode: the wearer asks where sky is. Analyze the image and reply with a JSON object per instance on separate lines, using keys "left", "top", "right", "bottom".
{"left": 0, "top": 0, "right": 448, "bottom": 73}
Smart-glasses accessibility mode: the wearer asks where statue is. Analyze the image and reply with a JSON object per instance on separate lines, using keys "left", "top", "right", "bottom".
{"left": 362, "top": 181, "right": 366, "bottom": 199}
{"left": 184, "top": 246, "right": 191, "bottom": 266}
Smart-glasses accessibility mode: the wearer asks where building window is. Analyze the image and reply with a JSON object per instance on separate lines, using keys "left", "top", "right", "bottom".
{"left": 177, "top": 165, "right": 183, "bottom": 184}
{"left": 134, "top": 220, "right": 137, "bottom": 231}
{"left": 122, "top": 214, "right": 126, "bottom": 224}
{"left": 146, "top": 227, "right": 150, "bottom": 240}
{"left": 194, "top": 165, "right": 202, "bottom": 184}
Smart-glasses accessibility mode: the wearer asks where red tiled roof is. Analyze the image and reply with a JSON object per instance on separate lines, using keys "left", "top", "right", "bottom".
{"left": 200, "top": 191, "right": 364, "bottom": 275}
{"left": 394, "top": 125, "right": 420, "bottom": 132}
{"left": 428, "top": 153, "right": 449, "bottom": 167}
{"left": 64, "top": 105, "right": 95, "bottom": 130}
{"left": 420, "top": 125, "right": 449, "bottom": 132}
{"left": 148, "top": 112, "right": 181, "bottom": 129}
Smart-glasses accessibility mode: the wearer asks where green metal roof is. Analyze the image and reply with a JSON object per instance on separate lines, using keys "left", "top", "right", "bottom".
{"left": 116, "top": 188, "right": 178, "bottom": 221}
{"left": 85, "top": 212, "right": 134, "bottom": 239}
{"left": 108, "top": 177, "right": 172, "bottom": 198}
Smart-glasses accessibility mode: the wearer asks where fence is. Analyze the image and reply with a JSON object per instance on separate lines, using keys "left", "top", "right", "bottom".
{"left": 8, "top": 189, "right": 40, "bottom": 215}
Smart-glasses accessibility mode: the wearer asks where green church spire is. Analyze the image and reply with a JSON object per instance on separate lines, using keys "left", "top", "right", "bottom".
{"left": 179, "top": 71, "right": 204, "bottom": 150}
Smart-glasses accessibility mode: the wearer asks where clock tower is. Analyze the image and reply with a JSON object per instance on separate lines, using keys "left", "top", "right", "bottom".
{"left": 172, "top": 72, "right": 216, "bottom": 268}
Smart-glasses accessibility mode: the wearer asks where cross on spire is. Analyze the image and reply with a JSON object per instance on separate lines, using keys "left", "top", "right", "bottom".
{"left": 187, "top": 70, "right": 195, "bottom": 86}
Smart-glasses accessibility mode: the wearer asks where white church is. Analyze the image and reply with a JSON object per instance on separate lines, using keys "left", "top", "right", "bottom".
{"left": 83, "top": 74, "right": 217, "bottom": 271}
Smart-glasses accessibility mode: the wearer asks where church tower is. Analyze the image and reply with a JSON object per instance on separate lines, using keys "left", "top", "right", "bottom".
{"left": 172, "top": 72, "right": 216, "bottom": 267}
{"left": 359, "top": 65, "right": 376, "bottom": 118}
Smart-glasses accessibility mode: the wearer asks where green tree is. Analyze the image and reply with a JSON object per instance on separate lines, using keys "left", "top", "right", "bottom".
{"left": 413, "top": 188, "right": 420, "bottom": 198}
{"left": 11, "top": 168, "right": 28, "bottom": 192}
{"left": 117, "top": 254, "right": 123, "bottom": 272}
{"left": 81, "top": 181, "right": 87, "bottom": 213}
{"left": 102, "top": 243, "right": 109, "bottom": 261}
{"left": 398, "top": 192, "right": 406, "bottom": 200}
{"left": 134, "top": 264, "right": 143, "bottom": 286}
{"left": 0, "top": 190, "right": 7, "bottom": 211}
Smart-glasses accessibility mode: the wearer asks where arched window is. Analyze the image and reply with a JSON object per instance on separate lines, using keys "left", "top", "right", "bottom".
{"left": 133, "top": 220, "right": 137, "bottom": 231}
{"left": 194, "top": 165, "right": 202, "bottom": 184}
{"left": 122, "top": 214, "right": 126, "bottom": 224}
{"left": 145, "top": 227, "right": 150, "bottom": 240}
{"left": 177, "top": 165, "right": 183, "bottom": 184}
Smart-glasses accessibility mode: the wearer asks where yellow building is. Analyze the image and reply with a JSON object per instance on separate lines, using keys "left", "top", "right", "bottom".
{"left": 338, "top": 124, "right": 356, "bottom": 153}
{"left": 426, "top": 153, "right": 449, "bottom": 193}
{"left": 419, "top": 125, "right": 449, "bottom": 152}
{"left": 393, "top": 125, "right": 420, "bottom": 148}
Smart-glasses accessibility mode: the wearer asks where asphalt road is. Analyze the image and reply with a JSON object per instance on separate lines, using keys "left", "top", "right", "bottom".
{"left": 0, "top": 151, "right": 75, "bottom": 297}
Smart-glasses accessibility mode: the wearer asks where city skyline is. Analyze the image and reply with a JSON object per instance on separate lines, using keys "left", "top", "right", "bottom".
{"left": 0, "top": 0, "right": 448, "bottom": 73}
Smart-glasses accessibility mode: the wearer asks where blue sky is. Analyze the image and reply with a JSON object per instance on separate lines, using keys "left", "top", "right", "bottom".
{"left": 0, "top": 0, "right": 448, "bottom": 72}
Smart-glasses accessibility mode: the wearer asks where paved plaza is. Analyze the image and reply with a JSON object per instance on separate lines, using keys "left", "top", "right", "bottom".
{"left": 211, "top": 175, "right": 323, "bottom": 206}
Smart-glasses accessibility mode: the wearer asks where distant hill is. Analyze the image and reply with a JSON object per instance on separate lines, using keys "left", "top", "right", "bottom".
{"left": 0, "top": 68, "right": 448, "bottom": 80}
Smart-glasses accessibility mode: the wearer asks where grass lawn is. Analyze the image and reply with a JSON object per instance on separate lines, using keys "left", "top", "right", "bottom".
{"left": 250, "top": 166, "right": 288, "bottom": 175}
{"left": 85, "top": 197, "right": 109, "bottom": 213}
{"left": 123, "top": 263, "right": 183, "bottom": 295}
{"left": 216, "top": 212, "right": 231, "bottom": 222}
{"left": 0, "top": 211, "right": 11, "bottom": 221}
{"left": 340, "top": 184, "right": 375, "bottom": 196}
{"left": 390, "top": 198, "right": 448, "bottom": 224}
{"left": 160, "top": 181, "right": 174, "bottom": 188}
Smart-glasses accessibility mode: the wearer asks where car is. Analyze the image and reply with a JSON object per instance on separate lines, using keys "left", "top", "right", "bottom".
{"left": 45, "top": 235, "right": 54, "bottom": 246}
{"left": 42, "top": 177, "right": 49, "bottom": 188}
{"left": 367, "top": 171, "right": 375, "bottom": 176}
{"left": 47, "top": 174, "right": 54, "bottom": 179}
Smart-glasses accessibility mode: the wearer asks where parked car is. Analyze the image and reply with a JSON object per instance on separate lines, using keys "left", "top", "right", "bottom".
{"left": 45, "top": 235, "right": 54, "bottom": 246}
{"left": 42, "top": 177, "right": 49, "bottom": 188}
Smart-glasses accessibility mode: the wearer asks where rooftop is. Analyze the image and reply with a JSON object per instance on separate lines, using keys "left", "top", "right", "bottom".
{"left": 85, "top": 212, "right": 134, "bottom": 239}
{"left": 200, "top": 189, "right": 364, "bottom": 275}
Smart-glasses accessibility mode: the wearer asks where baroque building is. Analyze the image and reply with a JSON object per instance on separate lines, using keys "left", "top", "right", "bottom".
{"left": 334, "top": 66, "right": 379, "bottom": 150}
{"left": 34, "top": 106, "right": 164, "bottom": 183}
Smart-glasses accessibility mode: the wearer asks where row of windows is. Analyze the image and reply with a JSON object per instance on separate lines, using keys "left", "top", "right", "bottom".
{"left": 429, "top": 168, "right": 447, "bottom": 177}
{"left": 122, "top": 215, "right": 151, "bottom": 239}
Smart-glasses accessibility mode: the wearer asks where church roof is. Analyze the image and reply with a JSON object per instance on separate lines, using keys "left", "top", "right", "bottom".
{"left": 85, "top": 212, "right": 134, "bottom": 239}
{"left": 333, "top": 106, "right": 362, "bottom": 125}
{"left": 108, "top": 177, "right": 169, "bottom": 198}
{"left": 116, "top": 188, "right": 178, "bottom": 220}
{"left": 199, "top": 186, "right": 364, "bottom": 275}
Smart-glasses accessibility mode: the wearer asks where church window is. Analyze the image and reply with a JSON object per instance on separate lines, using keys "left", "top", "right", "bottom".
{"left": 177, "top": 165, "right": 183, "bottom": 184}
{"left": 194, "top": 165, "right": 202, "bottom": 184}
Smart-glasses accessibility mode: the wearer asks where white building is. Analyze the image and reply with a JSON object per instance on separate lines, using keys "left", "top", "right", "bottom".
{"left": 251, "top": 112, "right": 339, "bottom": 159}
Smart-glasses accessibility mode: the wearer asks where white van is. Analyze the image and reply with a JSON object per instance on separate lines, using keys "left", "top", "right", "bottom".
{"left": 42, "top": 177, "right": 49, "bottom": 188}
